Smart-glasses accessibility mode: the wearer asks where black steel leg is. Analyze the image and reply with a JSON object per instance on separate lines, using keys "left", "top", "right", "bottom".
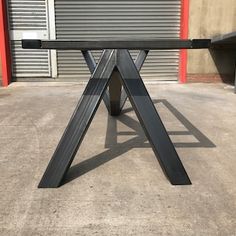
{"left": 234, "top": 62, "right": 236, "bottom": 94}
{"left": 135, "top": 50, "right": 149, "bottom": 71}
{"left": 81, "top": 50, "right": 96, "bottom": 74}
{"left": 113, "top": 51, "right": 149, "bottom": 114}
{"left": 81, "top": 50, "right": 123, "bottom": 115}
{"left": 117, "top": 49, "right": 191, "bottom": 185}
{"left": 38, "top": 50, "right": 116, "bottom": 188}
{"left": 82, "top": 50, "right": 110, "bottom": 110}
{"left": 110, "top": 50, "right": 149, "bottom": 115}
{"left": 120, "top": 50, "right": 149, "bottom": 110}
{"left": 82, "top": 50, "right": 149, "bottom": 114}
{"left": 109, "top": 69, "right": 122, "bottom": 116}
{"left": 39, "top": 48, "right": 190, "bottom": 188}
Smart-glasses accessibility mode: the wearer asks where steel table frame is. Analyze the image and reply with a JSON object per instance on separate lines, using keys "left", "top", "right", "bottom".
{"left": 22, "top": 39, "right": 211, "bottom": 188}
{"left": 211, "top": 32, "right": 236, "bottom": 93}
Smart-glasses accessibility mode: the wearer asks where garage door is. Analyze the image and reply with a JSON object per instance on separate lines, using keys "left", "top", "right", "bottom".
{"left": 8, "top": 0, "right": 51, "bottom": 78}
{"left": 55, "top": 0, "right": 181, "bottom": 81}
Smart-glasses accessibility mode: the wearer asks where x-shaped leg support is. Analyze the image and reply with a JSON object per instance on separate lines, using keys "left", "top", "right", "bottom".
{"left": 82, "top": 50, "right": 149, "bottom": 115}
{"left": 38, "top": 49, "right": 191, "bottom": 188}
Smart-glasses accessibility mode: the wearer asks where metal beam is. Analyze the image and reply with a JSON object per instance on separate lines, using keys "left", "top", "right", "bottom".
{"left": 22, "top": 39, "right": 211, "bottom": 50}
{"left": 135, "top": 50, "right": 149, "bottom": 71}
{"left": 82, "top": 49, "right": 148, "bottom": 72}
{"left": 120, "top": 50, "right": 149, "bottom": 111}
{"left": 117, "top": 50, "right": 191, "bottom": 185}
{"left": 109, "top": 69, "right": 123, "bottom": 116}
{"left": 81, "top": 50, "right": 149, "bottom": 115}
{"left": 38, "top": 50, "right": 116, "bottom": 188}
{"left": 81, "top": 50, "right": 110, "bottom": 110}
{"left": 81, "top": 50, "right": 96, "bottom": 74}
{"left": 211, "top": 32, "right": 236, "bottom": 49}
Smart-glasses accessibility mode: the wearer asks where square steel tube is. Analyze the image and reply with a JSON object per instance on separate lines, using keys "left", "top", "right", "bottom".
{"left": 22, "top": 39, "right": 211, "bottom": 50}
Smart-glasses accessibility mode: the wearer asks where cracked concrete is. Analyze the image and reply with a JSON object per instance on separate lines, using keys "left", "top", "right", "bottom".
{"left": 0, "top": 82, "right": 236, "bottom": 235}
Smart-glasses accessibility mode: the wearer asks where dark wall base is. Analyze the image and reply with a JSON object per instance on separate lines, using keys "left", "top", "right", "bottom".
{"left": 187, "top": 73, "right": 235, "bottom": 84}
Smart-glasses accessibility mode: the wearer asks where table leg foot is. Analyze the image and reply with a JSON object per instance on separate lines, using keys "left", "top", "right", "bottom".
{"left": 117, "top": 49, "right": 191, "bottom": 185}
{"left": 38, "top": 50, "right": 116, "bottom": 188}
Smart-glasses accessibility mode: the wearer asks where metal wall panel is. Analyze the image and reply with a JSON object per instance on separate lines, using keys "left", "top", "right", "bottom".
{"left": 8, "top": 0, "right": 50, "bottom": 77}
{"left": 55, "top": 0, "right": 181, "bottom": 81}
{"left": 11, "top": 41, "right": 50, "bottom": 77}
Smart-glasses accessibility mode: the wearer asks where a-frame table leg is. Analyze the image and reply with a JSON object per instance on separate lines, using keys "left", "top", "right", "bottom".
{"left": 234, "top": 62, "right": 236, "bottom": 94}
{"left": 39, "top": 49, "right": 190, "bottom": 188}
{"left": 108, "top": 50, "right": 149, "bottom": 115}
{"left": 81, "top": 50, "right": 110, "bottom": 110}
{"left": 117, "top": 50, "right": 191, "bottom": 185}
{"left": 38, "top": 50, "right": 116, "bottom": 188}
{"left": 82, "top": 50, "right": 149, "bottom": 113}
{"left": 120, "top": 50, "right": 149, "bottom": 110}
{"left": 109, "top": 69, "right": 123, "bottom": 116}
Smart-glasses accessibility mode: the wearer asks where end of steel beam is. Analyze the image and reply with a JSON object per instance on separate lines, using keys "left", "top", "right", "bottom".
{"left": 191, "top": 39, "right": 211, "bottom": 49}
{"left": 22, "top": 39, "right": 42, "bottom": 49}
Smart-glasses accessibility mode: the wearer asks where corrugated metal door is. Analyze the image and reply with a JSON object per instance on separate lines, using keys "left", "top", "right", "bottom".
{"left": 55, "top": 0, "right": 181, "bottom": 81}
{"left": 8, "top": 0, "right": 51, "bottom": 77}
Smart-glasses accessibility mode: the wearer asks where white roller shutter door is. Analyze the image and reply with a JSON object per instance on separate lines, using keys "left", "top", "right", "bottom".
{"left": 55, "top": 0, "right": 181, "bottom": 81}
{"left": 8, "top": 0, "right": 50, "bottom": 77}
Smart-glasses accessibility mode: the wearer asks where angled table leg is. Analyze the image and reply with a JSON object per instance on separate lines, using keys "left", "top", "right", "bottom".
{"left": 82, "top": 50, "right": 110, "bottom": 110}
{"left": 117, "top": 49, "right": 191, "bottom": 185}
{"left": 109, "top": 50, "right": 149, "bottom": 115}
{"left": 109, "top": 69, "right": 122, "bottom": 116}
{"left": 82, "top": 50, "right": 149, "bottom": 113}
{"left": 82, "top": 50, "right": 122, "bottom": 115}
{"left": 38, "top": 50, "right": 116, "bottom": 188}
{"left": 120, "top": 50, "right": 149, "bottom": 110}
{"left": 234, "top": 62, "right": 236, "bottom": 94}
{"left": 81, "top": 50, "right": 96, "bottom": 74}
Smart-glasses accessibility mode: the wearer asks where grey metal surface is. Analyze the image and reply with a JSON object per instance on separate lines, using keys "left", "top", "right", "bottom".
{"left": 11, "top": 41, "right": 50, "bottom": 77}
{"left": 8, "top": 0, "right": 47, "bottom": 30}
{"left": 8, "top": 0, "right": 50, "bottom": 77}
{"left": 55, "top": 0, "right": 182, "bottom": 81}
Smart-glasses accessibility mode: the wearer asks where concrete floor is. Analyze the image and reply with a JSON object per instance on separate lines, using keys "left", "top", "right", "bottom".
{"left": 0, "top": 82, "right": 236, "bottom": 235}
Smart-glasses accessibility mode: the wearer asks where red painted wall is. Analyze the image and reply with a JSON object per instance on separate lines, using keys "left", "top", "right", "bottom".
{"left": 179, "top": 0, "right": 189, "bottom": 83}
{"left": 0, "top": 0, "right": 11, "bottom": 86}
{"left": 0, "top": 55, "right": 2, "bottom": 79}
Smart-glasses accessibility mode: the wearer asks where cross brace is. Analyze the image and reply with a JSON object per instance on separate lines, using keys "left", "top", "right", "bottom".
{"left": 38, "top": 49, "right": 191, "bottom": 188}
{"left": 82, "top": 50, "right": 148, "bottom": 115}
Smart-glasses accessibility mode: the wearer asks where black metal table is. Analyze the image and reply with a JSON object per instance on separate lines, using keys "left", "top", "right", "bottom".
{"left": 211, "top": 32, "right": 236, "bottom": 93}
{"left": 22, "top": 38, "right": 211, "bottom": 188}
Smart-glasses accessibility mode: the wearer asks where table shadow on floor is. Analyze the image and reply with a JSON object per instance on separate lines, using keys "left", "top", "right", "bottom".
{"left": 63, "top": 99, "right": 215, "bottom": 185}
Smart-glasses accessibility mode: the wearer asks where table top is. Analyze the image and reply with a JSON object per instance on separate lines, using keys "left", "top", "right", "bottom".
{"left": 22, "top": 38, "right": 211, "bottom": 50}
{"left": 211, "top": 32, "right": 236, "bottom": 49}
